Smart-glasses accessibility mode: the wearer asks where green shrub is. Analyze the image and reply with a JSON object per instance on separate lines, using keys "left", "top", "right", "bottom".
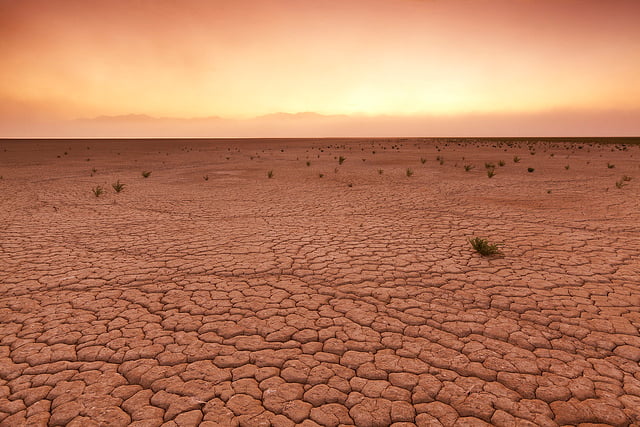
{"left": 468, "top": 237, "right": 502, "bottom": 256}
{"left": 112, "top": 180, "right": 125, "bottom": 193}
{"left": 92, "top": 186, "right": 105, "bottom": 197}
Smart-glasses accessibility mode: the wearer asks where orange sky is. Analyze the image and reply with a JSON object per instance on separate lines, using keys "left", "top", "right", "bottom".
{"left": 1, "top": 0, "right": 639, "bottom": 137}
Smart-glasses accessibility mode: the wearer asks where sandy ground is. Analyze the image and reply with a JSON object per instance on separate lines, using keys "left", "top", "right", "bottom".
{"left": 1, "top": 137, "right": 639, "bottom": 427}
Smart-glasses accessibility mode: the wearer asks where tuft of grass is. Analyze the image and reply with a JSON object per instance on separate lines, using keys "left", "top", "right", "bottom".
{"left": 527, "top": 167, "right": 535, "bottom": 173}
{"left": 498, "top": 160, "right": 505, "bottom": 167}
{"left": 487, "top": 168, "right": 495, "bottom": 178}
{"left": 468, "top": 237, "right": 502, "bottom": 256}
{"left": 112, "top": 180, "right": 125, "bottom": 193}
{"left": 378, "top": 169, "right": 384, "bottom": 175}
{"left": 484, "top": 162, "right": 495, "bottom": 169}
{"left": 622, "top": 175, "right": 632, "bottom": 182}
{"left": 267, "top": 170, "right": 274, "bottom": 179}
{"left": 420, "top": 158, "right": 427, "bottom": 164}
{"left": 204, "top": 175, "right": 209, "bottom": 181}
{"left": 141, "top": 171, "right": 152, "bottom": 178}
{"left": 319, "top": 173, "right": 324, "bottom": 178}
{"left": 513, "top": 156, "right": 521, "bottom": 163}
{"left": 607, "top": 163, "right": 615, "bottom": 169}
{"left": 338, "top": 156, "right": 346, "bottom": 165}
{"left": 464, "top": 164, "right": 474, "bottom": 172}
{"left": 92, "top": 186, "right": 105, "bottom": 197}
{"left": 615, "top": 180, "right": 625, "bottom": 189}
{"left": 406, "top": 168, "right": 414, "bottom": 177}
{"left": 564, "top": 165, "right": 570, "bottom": 170}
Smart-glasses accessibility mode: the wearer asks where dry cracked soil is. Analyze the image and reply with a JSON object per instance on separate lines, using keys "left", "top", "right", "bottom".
{"left": 1, "top": 137, "right": 639, "bottom": 427}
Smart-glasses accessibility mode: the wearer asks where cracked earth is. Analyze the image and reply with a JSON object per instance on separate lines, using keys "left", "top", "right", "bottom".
{"left": 1, "top": 138, "right": 639, "bottom": 426}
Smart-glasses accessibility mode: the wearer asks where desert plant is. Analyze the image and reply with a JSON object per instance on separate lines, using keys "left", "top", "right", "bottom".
{"left": 484, "top": 162, "right": 495, "bottom": 169}
{"left": 468, "top": 237, "right": 502, "bottom": 256}
{"left": 142, "top": 171, "right": 151, "bottom": 178}
{"left": 498, "top": 160, "right": 505, "bottom": 167}
{"left": 564, "top": 165, "right": 570, "bottom": 170}
{"left": 513, "top": 156, "right": 521, "bottom": 163}
{"left": 420, "top": 158, "right": 426, "bottom": 164}
{"left": 487, "top": 168, "right": 495, "bottom": 178}
{"left": 615, "top": 180, "right": 625, "bottom": 189}
{"left": 464, "top": 164, "right": 474, "bottom": 172}
{"left": 347, "top": 183, "right": 353, "bottom": 187}
{"left": 607, "top": 163, "right": 615, "bottom": 169}
{"left": 204, "top": 175, "right": 209, "bottom": 181}
{"left": 406, "top": 168, "right": 414, "bottom": 177}
{"left": 378, "top": 169, "right": 384, "bottom": 175}
{"left": 306, "top": 161, "right": 311, "bottom": 167}
{"left": 338, "top": 156, "right": 346, "bottom": 165}
{"left": 92, "top": 186, "right": 104, "bottom": 197}
{"left": 623, "top": 175, "right": 632, "bottom": 181}
{"left": 319, "top": 173, "right": 324, "bottom": 178}
{"left": 267, "top": 170, "right": 274, "bottom": 179}
{"left": 528, "top": 167, "right": 535, "bottom": 173}
{"left": 112, "top": 180, "right": 125, "bottom": 193}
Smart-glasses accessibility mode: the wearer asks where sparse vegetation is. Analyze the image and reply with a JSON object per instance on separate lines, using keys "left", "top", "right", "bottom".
{"left": 92, "top": 186, "right": 104, "bottom": 197}
{"left": 406, "top": 168, "right": 414, "bottom": 177}
{"left": 528, "top": 167, "right": 535, "bottom": 173}
{"left": 498, "top": 160, "right": 505, "bottom": 167}
{"left": 513, "top": 156, "right": 521, "bottom": 163}
{"left": 564, "top": 165, "right": 570, "bottom": 170}
{"left": 338, "top": 156, "right": 346, "bottom": 165}
{"left": 142, "top": 171, "right": 151, "bottom": 178}
{"left": 378, "top": 169, "right": 384, "bottom": 175}
{"left": 484, "top": 162, "right": 495, "bottom": 169}
{"left": 420, "top": 158, "right": 426, "bottom": 164}
{"left": 112, "top": 180, "right": 125, "bottom": 193}
{"left": 607, "top": 163, "right": 615, "bottom": 169}
{"left": 306, "top": 161, "right": 311, "bottom": 167}
{"left": 487, "top": 168, "right": 495, "bottom": 178}
{"left": 319, "top": 173, "right": 324, "bottom": 178}
{"left": 204, "top": 175, "right": 209, "bottom": 181}
{"left": 267, "top": 170, "right": 274, "bottom": 179}
{"left": 464, "top": 164, "right": 474, "bottom": 172}
{"left": 468, "top": 237, "right": 502, "bottom": 256}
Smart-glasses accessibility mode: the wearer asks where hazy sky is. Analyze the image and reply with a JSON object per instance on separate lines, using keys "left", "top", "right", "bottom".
{"left": 1, "top": 0, "right": 639, "bottom": 137}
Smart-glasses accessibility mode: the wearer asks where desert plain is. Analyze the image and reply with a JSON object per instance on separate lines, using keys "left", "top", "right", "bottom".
{"left": 1, "top": 137, "right": 639, "bottom": 427}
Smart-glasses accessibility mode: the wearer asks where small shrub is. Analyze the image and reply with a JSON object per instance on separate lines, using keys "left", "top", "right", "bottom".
{"left": 484, "top": 162, "right": 495, "bottom": 169}
{"left": 92, "top": 186, "right": 104, "bottom": 197}
{"left": 112, "top": 180, "right": 125, "bottom": 193}
{"left": 513, "top": 156, "right": 521, "bottom": 163}
{"left": 142, "top": 171, "right": 151, "bottom": 178}
{"left": 487, "top": 168, "right": 495, "bottom": 178}
{"left": 204, "top": 175, "right": 209, "bottom": 181}
{"left": 607, "top": 163, "right": 615, "bottom": 169}
{"left": 622, "top": 175, "right": 632, "bottom": 181}
{"left": 468, "top": 237, "right": 502, "bottom": 256}
{"left": 420, "top": 158, "right": 426, "bottom": 164}
{"left": 347, "top": 183, "right": 353, "bottom": 187}
{"left": 615, "top": 180, "right": 625, "bottom": 189}
{"left": 338, "top": 156, "right": 346, "bottom": 165}
{"left": 564, "top": 165, "right": 570, "bottom": 170}
{"left": 267, "top": 170, "right": 274, "bottom": 179}
{"left": 319, "top": 173, "right": 324, "bottom": 178}
{"left": 406, "top": 168, "right": 414, "bottom": 177}
{"left": 378, "top": 169, "right": 384, "bottom": 175}
{"left": 306, "top": 161, "right": 311, "bottom": 167}
{"left": 498, "top": 160, "right": 505, "bottom": 167}
{"left": 527, "top": 167, "right": 535, "bottom": 173}
{"left": 464, "top": 164, "right": 474, "bottom": 172}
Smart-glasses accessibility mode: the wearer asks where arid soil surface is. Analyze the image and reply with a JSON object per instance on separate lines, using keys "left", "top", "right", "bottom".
{"left": 1, "top": 137, "right": 640, "bottom": 426}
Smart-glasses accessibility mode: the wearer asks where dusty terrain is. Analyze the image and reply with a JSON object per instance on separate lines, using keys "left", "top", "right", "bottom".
{"left": 1, "top": 137, "right": 639, "bottom": 426}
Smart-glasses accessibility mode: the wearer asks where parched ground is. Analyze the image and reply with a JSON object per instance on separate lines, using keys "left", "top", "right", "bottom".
{"left": 1, "top": 137, "right": 639, "bottom": 427}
